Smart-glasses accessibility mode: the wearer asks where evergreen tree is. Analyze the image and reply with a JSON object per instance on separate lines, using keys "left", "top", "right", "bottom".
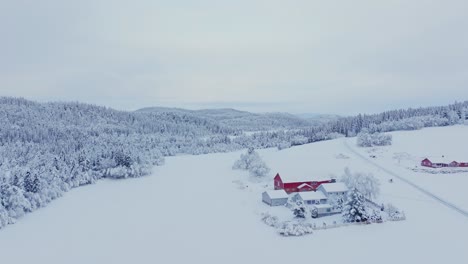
{"left": 342, "top": 188, "right": 368, "bottom": 223}
{"left": 24, "top": 172, "right": 40, "bottom": 193}
{"left": 292, "top": 200, "right": 308, "bottom": 219}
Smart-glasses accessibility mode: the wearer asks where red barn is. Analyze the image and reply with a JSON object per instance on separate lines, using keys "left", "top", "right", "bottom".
{"left": 421, "top": 158, "right": 433, "bottom": 167}
{"left": 273, "top": 173, "right": 335, "bottom": 194}
{"left": 421, "top": 158, "right": 468, "bottom": 168}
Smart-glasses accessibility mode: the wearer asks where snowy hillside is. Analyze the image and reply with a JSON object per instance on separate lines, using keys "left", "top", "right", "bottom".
{"left": 0, "top": 125, "right": 467, "bottom": 264}
{"left": 137, "top": 107, "right": 313, "bottom": 131}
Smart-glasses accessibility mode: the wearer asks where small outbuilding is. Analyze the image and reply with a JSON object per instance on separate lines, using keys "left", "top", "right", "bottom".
{"left": 262, "top": 190, "right": 289, "bottom": 206}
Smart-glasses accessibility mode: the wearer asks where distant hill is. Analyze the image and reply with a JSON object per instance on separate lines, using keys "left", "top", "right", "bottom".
{"left": 294, "top": 113, "right": 341, "bottom": 125}
{"left": 137, "top": 107, "right": 314, "bottom": 131}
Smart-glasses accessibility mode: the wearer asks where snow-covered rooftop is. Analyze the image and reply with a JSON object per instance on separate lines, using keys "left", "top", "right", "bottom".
{"left": 263, "top": 190, "right": 289, "bottom": 199}
{"left": 297, "top": 191, "right": 326, "bottom": 201}
{"left": 297, "top": 183, "right": 313, "bottom": 189}
{"left": 423, "top": 157, "right": 468, "bottom": 164}
{"left": 276, "top": 174, "right": 332, "bottom": 183}
{"left": 319, "top": 182, "right": 348, "bottom": 193}
{"left": 313, "top": 204, "right": 333, "bottom": 209}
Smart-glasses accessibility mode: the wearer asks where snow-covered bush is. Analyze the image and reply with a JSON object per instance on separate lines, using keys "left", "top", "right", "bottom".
{"left": 342, "top": 188, "right": 368, "bottom": 223}
{"left": 261, "top": 212, "right": 279, "bottom": 227}
{"left": 327, "top": 195, "right": 345, "bottom": 212}
{"left": 357, "top": 130, "right": 392, "bottom": 147}
{"left": 261, "top": 212, "right": 314, "bottom": 236}
{"left": 384, "top": 203, "right": 404, "bottom": 220}
{"left": 0, "top": 205, "right": 10, "bottom": 227}
{"left": 341, "top": 168, "right": 380, "bottom": 200}
{"left": 232, "top": 148, "right": 270, "bottom": 177}
{"left": 290, "top": 135, "right": 308, "bottom": 146}
{"left": 277, "top": 221, "right": 314, "bottom": 236}
{"left": 366, "top": 209, "right": 383, "bottom": 223}
{"left": 277, "top": 142, "right": 291, "bottom": 150}
{"left": 292, "top": 200, "right": 309, "bottom": 219}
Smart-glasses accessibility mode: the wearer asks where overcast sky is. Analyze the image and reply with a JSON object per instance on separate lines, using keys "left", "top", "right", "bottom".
{"left": 1, "top": 0, "right": 467, "bottom": 114}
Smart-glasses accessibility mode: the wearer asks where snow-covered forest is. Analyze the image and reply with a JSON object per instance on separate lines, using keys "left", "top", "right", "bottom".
{"left": 0, "top": 97, "right": 467, "bottom": 228}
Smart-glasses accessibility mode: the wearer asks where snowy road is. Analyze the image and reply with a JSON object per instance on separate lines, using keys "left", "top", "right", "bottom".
{"left": 343, "top": 139, "right": 468, "bottom": 219}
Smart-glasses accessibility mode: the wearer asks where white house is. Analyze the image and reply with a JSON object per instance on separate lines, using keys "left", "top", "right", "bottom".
{"left": 294, "top": 191, "right": 327, "bottom": 205}
{"left": 262, "top": 190, "right": 289, "bottom": 206}
{"left": 311, "top": 204, "right": 333, "bottom": 218}
{"left": 317, "top": 182, "right": 348, "bottom": 198}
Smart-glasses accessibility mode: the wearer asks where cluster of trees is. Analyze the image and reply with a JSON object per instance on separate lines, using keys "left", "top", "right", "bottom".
{"left": 0, "top": 97, "right": 241, "bottom": 228}
{"left": 261, "top": 212, "right": 314, "bottom": 236}
{"left": 357, "top": 130, "right": 392, "bottom": 147}
{"left": 341, "top": 168, "right": 380, "bottom": 200}
{"left": 232, "top": 148, "right": 270, "bottom": 177}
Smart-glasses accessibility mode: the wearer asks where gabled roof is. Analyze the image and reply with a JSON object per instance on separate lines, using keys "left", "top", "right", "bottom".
{"left": 319, "top": 182, "right": 348, "bottom": 193}
{"left": 297, "top": 183, "right": 313, "bottom": 189}
{"left": 263, "top": 190, "right": 289, "bottom": 199}
{"left": 297, "top": 191, "right": 327, "bottom": 201}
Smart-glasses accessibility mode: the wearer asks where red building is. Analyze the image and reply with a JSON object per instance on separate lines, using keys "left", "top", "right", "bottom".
{"left": 273, "top": 173, "right": 335, "bottom": 194}
{"left": 421, "top": 158, "right": 433, "bottom": 167}
{"left": 421, "top": 158, "right": 468, "bottom": 168}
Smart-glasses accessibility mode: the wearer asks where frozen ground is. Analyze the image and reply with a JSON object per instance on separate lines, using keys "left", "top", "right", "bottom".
{"left": 351, "top": 125, "right": 468, "bottom": 211}
{"left": 0, "top": 126, "right": 467, "bottom": 264}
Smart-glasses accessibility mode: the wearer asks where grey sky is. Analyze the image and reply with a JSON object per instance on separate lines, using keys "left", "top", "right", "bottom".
{"left": 1, "top": 0, "right": 467, "bottom": 115}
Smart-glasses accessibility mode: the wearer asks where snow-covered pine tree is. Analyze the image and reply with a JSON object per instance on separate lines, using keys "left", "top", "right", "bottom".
{"left": 342, "top": 188, "right": 368, "bottom": 223}
{"left": 292, "top": 200, "right": 309, "bottom": 219}
{"left": 0, "top": 204, "right": 10, "bottom": 228}
{"left": 24, "top": 172, "right": 40, "bottom": 193}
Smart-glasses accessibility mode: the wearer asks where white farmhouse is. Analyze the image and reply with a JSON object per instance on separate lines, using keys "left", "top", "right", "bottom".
{"left": 293, "top": 191, "right": 328, "bottom": 205}
{"left": 262, "top": 190, "right": 289, "bottom": 206}
{"left": 317, "top": 182, "right": 348, "bottom": 198}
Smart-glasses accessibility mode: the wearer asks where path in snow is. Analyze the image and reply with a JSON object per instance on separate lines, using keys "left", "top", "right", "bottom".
{"left": 343, "top": 139, "right": 468, "bottom": 218}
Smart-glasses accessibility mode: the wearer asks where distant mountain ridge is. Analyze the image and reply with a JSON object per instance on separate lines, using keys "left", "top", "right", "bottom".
{"left": 137, "top": 107, "right": 336, "bottom": 131}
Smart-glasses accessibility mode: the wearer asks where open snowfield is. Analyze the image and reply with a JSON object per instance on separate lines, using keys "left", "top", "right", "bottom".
{"left": 352, "top": 125, "right": 468, "bottom": 211}
{"left": 1, "top": 126, "right": 468, "bottom": 264}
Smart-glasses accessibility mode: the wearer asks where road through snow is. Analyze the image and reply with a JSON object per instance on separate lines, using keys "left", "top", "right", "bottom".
{"left": 343, "top": 139, "right": 468, "bottom": 219}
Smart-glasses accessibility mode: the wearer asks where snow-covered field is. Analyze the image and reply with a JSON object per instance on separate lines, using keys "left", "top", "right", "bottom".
{"left": 352, "top": 125, "right": 468, "bottom": 211}
{"left": 1, "top": 126, "right": 467, "bottom": 264}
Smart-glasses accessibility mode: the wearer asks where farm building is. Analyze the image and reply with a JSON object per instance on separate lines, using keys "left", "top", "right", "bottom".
{"left": 311, "top": 204, "right": 340, "bottom": 218}
{"left": 262, "top": 190, "right": 289, "bottom": 206}
{"left": 421, "top": 158, "right": 468, "bottom": 168}
{"left": 317, "top": 182, "right": 348, "bottom": 198}
{"left": 273, "top": 173, "right": 335, "bottom": 194}
{"left": 293, "top": 191, "right": 328, "bottom": 205}
{"left": 421, "top": 158, "right": 433, "bottom": 167}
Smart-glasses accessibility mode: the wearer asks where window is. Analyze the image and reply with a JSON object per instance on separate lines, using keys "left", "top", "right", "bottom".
{"left": 327, "top": 208, "right": 331, "bottom": 212}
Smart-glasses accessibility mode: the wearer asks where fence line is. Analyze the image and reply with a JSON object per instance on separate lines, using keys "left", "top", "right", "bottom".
{"left": 310, "top": 216, "right": 406, "bottom": 231}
